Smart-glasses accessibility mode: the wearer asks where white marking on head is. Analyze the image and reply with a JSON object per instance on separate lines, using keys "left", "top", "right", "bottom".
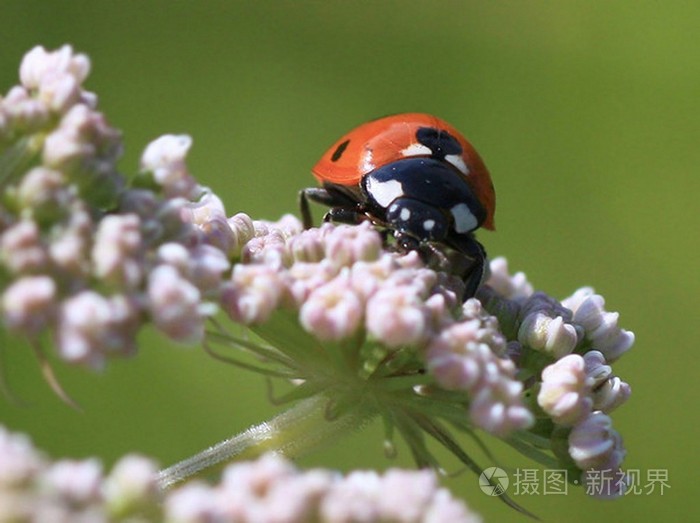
{"left": 365, "top": 178, "right": 404, "bottom": 207}
{"left": 445, "top": 154, "right": 469, "bottom": 175}
{"left": 400, "top": 207, "right": 411, "bottom": 221}
{"left": 423, "top": 219, "right": 435, "bottom": 231}
{"left": 401, "top": 143, "right": 432, "bottom": 157}
{"left": 450, "top": 203, "right": 477, "bottom": 233}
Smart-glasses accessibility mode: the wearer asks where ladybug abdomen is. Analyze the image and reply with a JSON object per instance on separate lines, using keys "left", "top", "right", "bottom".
{"left": 361, "top": 158, "right": 486, "bottom": 241}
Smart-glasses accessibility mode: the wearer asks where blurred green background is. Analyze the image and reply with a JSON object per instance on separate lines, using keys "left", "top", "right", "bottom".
{"left": 1, "top": 1, "right": 697, "bottom": 521}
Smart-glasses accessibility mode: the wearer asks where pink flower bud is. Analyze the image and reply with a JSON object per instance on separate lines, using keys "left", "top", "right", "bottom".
{"left": 1, "top": 275, "right": 56, "bottom": 334}
{"left": 538, "top": 354, "right": 593, "bottom": 426}
{"left": 300, "top": 273, "right": 363, "bottom": 341}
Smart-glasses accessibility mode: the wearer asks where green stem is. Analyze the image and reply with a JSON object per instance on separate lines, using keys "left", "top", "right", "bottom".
{"left": 0, "top": 134, "right": 43, "bottom": 188}
{"left": 157, "top": 393, "right": 378, "bottom": 490}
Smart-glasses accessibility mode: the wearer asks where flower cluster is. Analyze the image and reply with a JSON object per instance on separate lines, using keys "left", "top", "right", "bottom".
{"left": 479, "top": 259, "right": 633, "bottom": 497}
{"left": 1, "top": 45, "right": 636, "bottom": 511}
{"left": 0, "top": 424, "right": 481, "bottom": 523}
{"left": 166, "top": 454, "right": 481, "bottom": 523}
{"left": 214, "top": 215, "right": 635, "bottom": 498}
{"left": 221, "top": 217, "right": 535, "bottom": 441}
{"left": 0, "top": 46, "right": 230, "bottom": 370}
{"left": 0, "top": 424, "right": 159, "bottom": 521}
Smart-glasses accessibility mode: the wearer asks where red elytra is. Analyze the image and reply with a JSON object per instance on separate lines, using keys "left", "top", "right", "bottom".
{"left": 311, "top": 113, "right": 495, "bottom": 230}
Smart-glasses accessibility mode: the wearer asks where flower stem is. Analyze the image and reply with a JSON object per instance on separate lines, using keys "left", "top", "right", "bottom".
{"left": 157, "top": 393, "right": 378, "bottom": 489}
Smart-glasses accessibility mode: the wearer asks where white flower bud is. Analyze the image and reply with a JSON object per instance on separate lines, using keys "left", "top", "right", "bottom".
{"left": 518, "top": 312, "right": 578, "bottom": 358}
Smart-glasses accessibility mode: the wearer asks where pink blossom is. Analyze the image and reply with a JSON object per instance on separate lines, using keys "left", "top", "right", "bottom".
{"left": 56, "top": 292, "right": 139, "bottom": 368}
{"left": 484, "top": 257, "right": 533, "bottom": 300}
{"left": 92, "top": 214, "right": 144, "bottom": 288}
{"left": 366, "top": 286, "right": 430, "bottom": 348}
{"left": 222, "top": 264, "right": 285, "bottom": 324}
{"left": 19, "top": 45, "right": 90, "bottom": 113}
{"left": 324, "top": 221, "right": 382, "bottom": 267}
{"left": 563, "top": 288, "right": 634, "bottom": 361}
{"left": 148, "top": 265, "right": 207, "bottom": 343}
{"left": 1, "top": 275, "right": 56, "bottom": 334}
{"left": 538, "top": 354, "right": 593, "bottom": 426}
{"left": 140, "top": 134, "right": 197, "bottom": 198}
{"left": 0, "top": 220, "right": 48, "bottom": 274}
{"left": 569, "top": 411, "right": 626, "bottom": 471}
{"left": 300, "top": 273, "right": 363, "bottom": 341}
{"left": 583, "top": 351, "right": 631, "bottom": 413}
{"left": 42, "top": 459, "right": 103, "bottom": 505}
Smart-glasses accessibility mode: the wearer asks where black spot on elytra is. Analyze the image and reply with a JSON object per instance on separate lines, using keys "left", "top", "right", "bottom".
{"left": 331, "top": 139, "right": 350, "bottom": 162}
{"left": 416, "top": 127, "right": 462, "bottom": 159}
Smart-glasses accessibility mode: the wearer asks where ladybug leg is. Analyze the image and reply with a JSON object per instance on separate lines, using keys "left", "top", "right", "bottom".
{"left": 394, "top": 232, "right": 450, "bottom": 268}
{"left": 461, "top": 245, "right": 486, "bottom": 298}
{"left": 445, "top": 234, "right": 487, "bottom": 299}
{"left": 299, "top": 188, "right": 334, "bottom": 229}
{"left": 423, "top": 242, "right": 451, "bottom": 268}
{"left": 394, "top": 231, "right": 418, "bottom": 252}
{"left": 323, "top": 207, "right": 368, "bottom": 225}
{"left": 397, "top": 232, "right": 487, "bottom": 301}
{"left": 299, "top": 185, "right": 362, "bottom": 229}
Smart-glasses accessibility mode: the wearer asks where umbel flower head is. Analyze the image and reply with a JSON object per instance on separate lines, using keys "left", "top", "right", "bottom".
{"left": 1, "top": 45, "right": 635, "bottom": 516}
{"left": 0, "top": 45, "right": 229, "bottom": 371}
{"left": 0, "top": 424, "right": 482, "bottom": 522}
{"left": 211, "top": 215, "right": 633, "bottom": 502}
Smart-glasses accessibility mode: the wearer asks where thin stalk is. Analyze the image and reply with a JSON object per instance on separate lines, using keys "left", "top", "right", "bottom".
{"left": 157, "top": 393, "right": 378, "bottom": 490}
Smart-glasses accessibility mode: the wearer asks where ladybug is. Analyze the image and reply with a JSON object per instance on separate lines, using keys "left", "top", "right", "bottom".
{"left": 300, "top": 113, "right": 495, "bottom": 299}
